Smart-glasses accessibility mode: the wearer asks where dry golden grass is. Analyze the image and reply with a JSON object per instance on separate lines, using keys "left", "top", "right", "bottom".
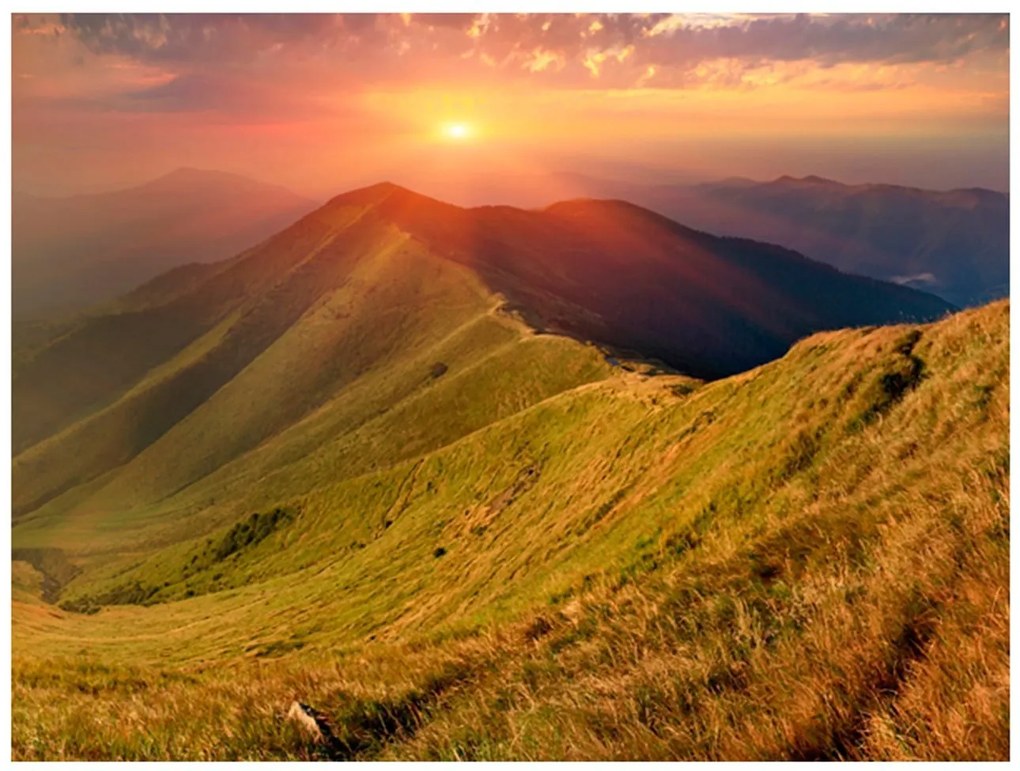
{"left": 11, "top": 301, "right": 1009, "bottom": 760}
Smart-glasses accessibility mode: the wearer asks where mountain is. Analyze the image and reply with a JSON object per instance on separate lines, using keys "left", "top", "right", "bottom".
{"left": 11, "top": 184, "right": 1004, "bottom": 760}
{"left": 12, "top": 168, "right": 317, "bottom": 318}
{"left": 11, "top": 183, "right": 952, "bottom": 465}
{"left": 571, "top": 175, "right": 1007, "bottom": 308}
{"left": 358, "top": 186, "right": 952, "bottom": 379}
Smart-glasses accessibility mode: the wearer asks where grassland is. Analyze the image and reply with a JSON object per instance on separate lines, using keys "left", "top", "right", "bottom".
{"left": 11, "top": 296, "right": 1008, "bottom": 760}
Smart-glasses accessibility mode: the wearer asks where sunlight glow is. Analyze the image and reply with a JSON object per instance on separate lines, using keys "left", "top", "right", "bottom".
{"left": 442, "top": 122, "right": 472, "bottom": 140}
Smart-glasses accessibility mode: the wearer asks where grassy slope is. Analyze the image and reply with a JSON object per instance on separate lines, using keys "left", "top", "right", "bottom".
{"left": 12, "top": 300, "right": 1008, "bottom": 760}
{"left": 13, "top": 184, "right": 955, "bottom": 525}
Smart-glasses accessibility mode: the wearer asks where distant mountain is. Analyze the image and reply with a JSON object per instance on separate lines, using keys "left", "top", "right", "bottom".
{"left": 577, "top": 175, "right": 1007, "bottom": 308}
{"left": 12, "top": 168, "right": 317, "bottom": 318}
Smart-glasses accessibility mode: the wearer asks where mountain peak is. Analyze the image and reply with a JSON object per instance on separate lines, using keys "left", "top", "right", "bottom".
{"left": 165, "top": 165, "right": 215, "bottom": 177}
{"left": 543, "top": 196, "right": 645, "bottom": 216}
{"left": 773, "top": 174, "right": 839, "bottom": 186}
{"left": 324, "top": 180, "right": 437, "bottom": 209}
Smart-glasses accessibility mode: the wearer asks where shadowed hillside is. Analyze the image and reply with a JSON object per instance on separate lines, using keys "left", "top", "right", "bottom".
{"left": 336, "top": 183, "right": 953, "bottom": 377}
{"left": 569, "top": 175, "right": 1007, "bottom": 308}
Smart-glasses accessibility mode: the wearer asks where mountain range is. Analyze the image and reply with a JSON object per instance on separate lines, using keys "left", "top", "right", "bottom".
{"left": 11, "top": 181, "right": 1006, "bottom": 760}
{"left": 13, "top": 183, "right": 952, "bottom": 480}
{"left": 514, "top": 173, "right": 1008, "bottom": 309}
{"left": 14, "top": 168, "right": 1006, "bottom": 322}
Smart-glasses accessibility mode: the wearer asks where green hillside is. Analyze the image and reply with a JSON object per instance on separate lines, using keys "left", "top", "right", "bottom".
{"left": 12, "top": 290, "right": 1008, "bottom": 760}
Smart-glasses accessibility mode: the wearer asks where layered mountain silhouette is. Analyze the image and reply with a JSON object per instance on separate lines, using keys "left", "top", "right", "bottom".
{"left": 13, "top": 182, "right": 952, "bottom": 519}
{"left": 12, "top": 168, "right": 317, "bottom": 318}
{"left": 554, "top": 174, "right": 1007, "bottom": 308}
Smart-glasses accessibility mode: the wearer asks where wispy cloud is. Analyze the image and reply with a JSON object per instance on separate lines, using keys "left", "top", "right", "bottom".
{"left": 22, "top": 13, "right": 1007, "bottom": 95}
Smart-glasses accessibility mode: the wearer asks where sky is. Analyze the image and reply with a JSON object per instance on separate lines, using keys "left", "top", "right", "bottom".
{"left": 11, "top": 13, "right": 1010, "bottom": 201}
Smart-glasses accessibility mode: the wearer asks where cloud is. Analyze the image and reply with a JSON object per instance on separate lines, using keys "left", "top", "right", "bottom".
{"left": 45, "top": 13, "right": 1007, "bottom": 79}
{"left": 58, "top": 13, "right": 347, "bottom": 61}
{"left": 12, "top": 12, "right": 1009, "bottom": 114}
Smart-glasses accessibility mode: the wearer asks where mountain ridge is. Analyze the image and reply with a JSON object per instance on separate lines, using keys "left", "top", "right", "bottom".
{"left": 756, "top": 173, "right": 1006, "bottom": 196}
{"left": 583, "top": 174, "right": 1009, "bottom": 307}
{"left": 12, "top": 181, "right": 953, "bottom": 538}
{"left": 387, "top": 170, "right": 1005, "bottom": 307}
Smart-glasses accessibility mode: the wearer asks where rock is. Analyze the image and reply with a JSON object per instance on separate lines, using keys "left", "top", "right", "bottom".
{"left": 285, "top": 700, "right": 344, "bottom": 758}
{"left": 286, "top": 701, "right": 327, "bottom": 742}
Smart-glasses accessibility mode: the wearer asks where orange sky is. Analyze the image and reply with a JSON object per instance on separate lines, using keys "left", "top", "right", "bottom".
{"left": 12, "top": 13, "right": 1010, "bottom": 200}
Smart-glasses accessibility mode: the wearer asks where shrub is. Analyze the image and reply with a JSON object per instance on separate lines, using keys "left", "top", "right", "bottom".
{"left": 213, "top": 508, "right": 293, "bottom": 562}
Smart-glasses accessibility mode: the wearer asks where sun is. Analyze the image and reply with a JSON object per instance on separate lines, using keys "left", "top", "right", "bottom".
{"left": 442, "top": 122, "right": 472, "bottom": 140}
